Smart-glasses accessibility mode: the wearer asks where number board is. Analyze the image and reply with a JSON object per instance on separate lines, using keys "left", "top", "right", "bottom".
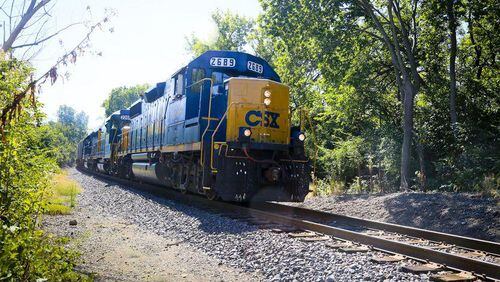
{"left": 210, "top": 57, "right": 236, "bottom": 68}
{"left": 121, "top": 115, "right": 130, "bottom": 120}
{"left": 247, "top": 61, "right": 263, "bottom": 74}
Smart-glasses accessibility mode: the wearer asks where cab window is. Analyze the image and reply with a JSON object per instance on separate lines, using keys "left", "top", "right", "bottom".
{"left": 211, "top": 72, "right": 229, "bottom": 85}
{"left": 211, "top": 72, "right": 229, "bottom": 95}
{"left": 191, "top": 68, "right": 205, "bottom": 93}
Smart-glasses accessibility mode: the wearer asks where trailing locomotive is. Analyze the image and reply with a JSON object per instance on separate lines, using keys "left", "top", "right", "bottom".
{"left": 77, "top": 50, "right": 310, "bottom": 202}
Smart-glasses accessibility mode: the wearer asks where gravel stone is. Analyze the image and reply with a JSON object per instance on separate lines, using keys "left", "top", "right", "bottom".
{"left": 60, "top": 169, "right": 431, "bottom": 281}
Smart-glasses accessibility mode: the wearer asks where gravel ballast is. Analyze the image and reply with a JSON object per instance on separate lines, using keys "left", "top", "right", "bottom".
{"left": 45, "top": 169, "right": 431, "bottom": 281}
{"left": 288, "top": 192, "right": 499, "bottom": 242}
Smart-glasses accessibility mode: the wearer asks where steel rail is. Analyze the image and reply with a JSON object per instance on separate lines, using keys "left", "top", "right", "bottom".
{"left": 243, "top": 207, "right": 500, "bottom": 280}
{"left": 253, "top": 202, "right": 500, "bottom": 256}
{"left": 79, "top": 170, "right": 500, "bottom": 280}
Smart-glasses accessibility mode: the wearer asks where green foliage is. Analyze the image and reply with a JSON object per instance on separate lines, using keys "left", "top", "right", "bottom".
{"left": 186, "top": 10, "right": 254, "bottom": 56}
{"left": 0, "top": 55, "right": 87, "bottom": 280}
{"left": 258, "top": 0, "right": 499, "bottom": 193}
{"left": 320, "top": 137, "right": 365, "bottom": 183}
{"left": 35, "top": 105, "right": 88, "bottom": 167}
{"left": 102, "top": 84, "right": 149, "bottom": 117}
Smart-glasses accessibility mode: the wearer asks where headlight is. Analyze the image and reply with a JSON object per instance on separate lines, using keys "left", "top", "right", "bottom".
{"left": 244, "top": 128, "right": 252, "bottom": 137}
{"left": 264, "top": 90, "right": 272, "bottom": 98}
{"left": 264, "top": 98, "right": 271, "bottom": 106}
{"left": 298, "top": 133, "right": 306, "bottom": 141}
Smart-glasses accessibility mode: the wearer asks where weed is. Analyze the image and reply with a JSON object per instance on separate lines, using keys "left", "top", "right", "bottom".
{"left": 45, "top": 171, "right": 82, "bottom": 215}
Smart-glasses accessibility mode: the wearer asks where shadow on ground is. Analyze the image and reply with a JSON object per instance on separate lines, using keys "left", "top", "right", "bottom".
{"left": 80, "top": 170, "right": 259, "bottom": 236}
{"left": 382, "top": 193, "right": 498, "bottom": 241}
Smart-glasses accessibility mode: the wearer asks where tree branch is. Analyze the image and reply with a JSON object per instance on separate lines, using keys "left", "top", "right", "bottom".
{"left": 390, "top": 0, "right": 421, "bottom": 91}
{"left": 11, "top": 22, "right": 82, "bottom": 49}
{"left": 1, "top": 17, "right": 108, "bottom": 129}
{"left": 2, "top": 0, "right": 51, "bottom": 52}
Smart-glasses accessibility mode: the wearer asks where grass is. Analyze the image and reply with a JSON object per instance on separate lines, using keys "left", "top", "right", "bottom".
{"left": 45, "top": 171, "right": 82, "bottom": 215}
{"left": 310, "top": 178, "right": 346, "bottom": 197}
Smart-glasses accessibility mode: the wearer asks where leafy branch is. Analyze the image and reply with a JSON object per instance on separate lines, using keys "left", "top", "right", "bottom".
{"left": 0, "top": 14, "right": 114, "bottom": 131}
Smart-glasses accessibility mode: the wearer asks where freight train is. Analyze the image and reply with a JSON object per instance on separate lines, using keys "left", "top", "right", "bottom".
{"left": 76, "top": 50, "right": 310, "bottom": 202}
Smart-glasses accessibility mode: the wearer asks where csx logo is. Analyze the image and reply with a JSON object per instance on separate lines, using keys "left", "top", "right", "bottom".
{"left": 245, "top": 110, "right": 280, "bottom": 129}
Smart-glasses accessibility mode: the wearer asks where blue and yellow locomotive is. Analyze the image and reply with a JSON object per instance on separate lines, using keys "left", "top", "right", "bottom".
{"left": 77, "top": 50, "right": 310, "bottom": 202}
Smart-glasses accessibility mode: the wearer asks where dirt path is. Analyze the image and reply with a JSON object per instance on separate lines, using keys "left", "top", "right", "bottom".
{"left": 43, "top": 193, "right": 260, "bottom": 281}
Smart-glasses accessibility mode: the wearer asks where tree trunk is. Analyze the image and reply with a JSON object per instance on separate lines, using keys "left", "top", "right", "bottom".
{"left": 447, "top": 0, "right": 458, "bottom": 135}
{"left": 467, "top": 9, "right": 483, "bottom": 79}
{"left": 415, "top": 133, "right": 427, "bottom": 191}
{"left": 400, "top": 80, "right": 415, "bottom": 191}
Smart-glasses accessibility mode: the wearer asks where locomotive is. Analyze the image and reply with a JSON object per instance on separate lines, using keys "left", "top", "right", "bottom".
{"left": 77, "top": 50, "right": 310, "bottom": 202}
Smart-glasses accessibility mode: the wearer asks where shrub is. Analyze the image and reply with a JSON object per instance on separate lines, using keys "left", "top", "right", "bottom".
{"left": 0, "top": 55, "right": 88, "bottom": 281}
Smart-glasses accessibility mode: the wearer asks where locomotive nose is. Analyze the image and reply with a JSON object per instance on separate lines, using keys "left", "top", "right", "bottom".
{"left": 264, "top": 166, "right": 281, "bottom": 183}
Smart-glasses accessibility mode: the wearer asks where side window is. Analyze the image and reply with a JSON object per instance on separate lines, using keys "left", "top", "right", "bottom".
{"left": 175, "top": 74, "right": 184, "bottom": 97}
{"left": 191, "top": 68, "right": 205, "bottom": 93}
{"left": 167, "top": 79, "right": 175, "bottom": 99}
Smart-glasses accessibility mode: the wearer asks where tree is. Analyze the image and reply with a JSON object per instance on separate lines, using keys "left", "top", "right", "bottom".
{"left": 186, "top": 10, "right": 254, "bottom": 56}
{"left": 0, "top": 4, "right": 112, "bottom": 279}
{"left": 260, "top": 0, "right": 498, "bottom": 192}
{"left": 446, "top": 0, "right": 459, "bottom": 135}
{"left": 57, "top": 105, "right": 76, "bottom": 126}
{"left": 1, "top": 13, "right": 114, "bottom": 131}
{"left": 1, "top": 0, "right": 53, "bottom": 52}
{"left": 260, "top": 0, "right": 424, "bottom": 190}
{"left": 0, "top": 54, "right": 85, "bottom": 281}
{"left": 356, "top": 0, "right": 424, "bottom": 190}
{"left": 0, "top": 0, "right": 86, "bottom": 59}
{"left": 102, "top": 84, "right": 149, "bottom": 116}
{"left": 56, "top": 104, "right": 87, "bottom": 142}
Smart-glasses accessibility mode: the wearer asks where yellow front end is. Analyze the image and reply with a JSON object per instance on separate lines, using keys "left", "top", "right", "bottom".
{"left": 226, "top": 78, "right": 290, "bottom": 145}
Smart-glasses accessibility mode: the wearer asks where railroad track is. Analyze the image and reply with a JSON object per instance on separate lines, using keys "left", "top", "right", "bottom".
{"left": 79, "top": 169, "right": 500, "bottom": 281}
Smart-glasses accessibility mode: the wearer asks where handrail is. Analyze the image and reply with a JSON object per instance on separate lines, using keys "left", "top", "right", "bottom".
{"left": 187, "top": 78, "right": 214, "bottom": 166}
{"left": 297, "top": 107, "right": 319, "bottom": 183}
{"left": 209, "top": 103, "right": 232, "bottom": 171}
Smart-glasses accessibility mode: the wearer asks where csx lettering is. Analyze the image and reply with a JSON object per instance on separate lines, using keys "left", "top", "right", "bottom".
{"left": 245, "top": 110, "right": 280, "bottom": 129}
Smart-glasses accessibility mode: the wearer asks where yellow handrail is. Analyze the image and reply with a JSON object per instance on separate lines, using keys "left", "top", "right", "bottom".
{"left": 298, "top": 107, "right": 319, "bottom": 182}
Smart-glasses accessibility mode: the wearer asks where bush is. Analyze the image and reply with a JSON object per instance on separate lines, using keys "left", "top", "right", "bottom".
{"left": 0, "top": 56, "right": 88, "bottom": 281}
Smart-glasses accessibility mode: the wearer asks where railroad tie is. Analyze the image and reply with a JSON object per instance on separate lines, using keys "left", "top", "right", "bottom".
{"left": 430, "top": 271, "right": 476, "bottom": 282}
{"left": 300, "top": 236, "right": 330, "bottom": 242}
{"left": 325, "top": 241, "right": 354, "bottom": 249}
{"left": 338, "top": 245, "right": 370, "bottom": 253}
{"left": 402, "top": 263, "right": 443, "bottom": 273}
{"left": 324, "top": 241, "right": 371, "bottom": 253}
{"left": 288, "top": 231, "right": 318, "bottom": 238}
{"left": 456, "top": 251, "right": 487, "bottom": 259}
{"left": 371, "top": 254, "right": 405, "bottom": 264}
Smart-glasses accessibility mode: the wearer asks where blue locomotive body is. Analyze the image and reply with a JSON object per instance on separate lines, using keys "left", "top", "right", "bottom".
{"left": 77, "top": 50, "right": 310, "bottom": 202}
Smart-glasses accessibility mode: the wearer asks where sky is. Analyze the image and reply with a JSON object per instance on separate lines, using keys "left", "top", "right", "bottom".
{"left": 28, "top": 0, "right": 262, "bottom": 129}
